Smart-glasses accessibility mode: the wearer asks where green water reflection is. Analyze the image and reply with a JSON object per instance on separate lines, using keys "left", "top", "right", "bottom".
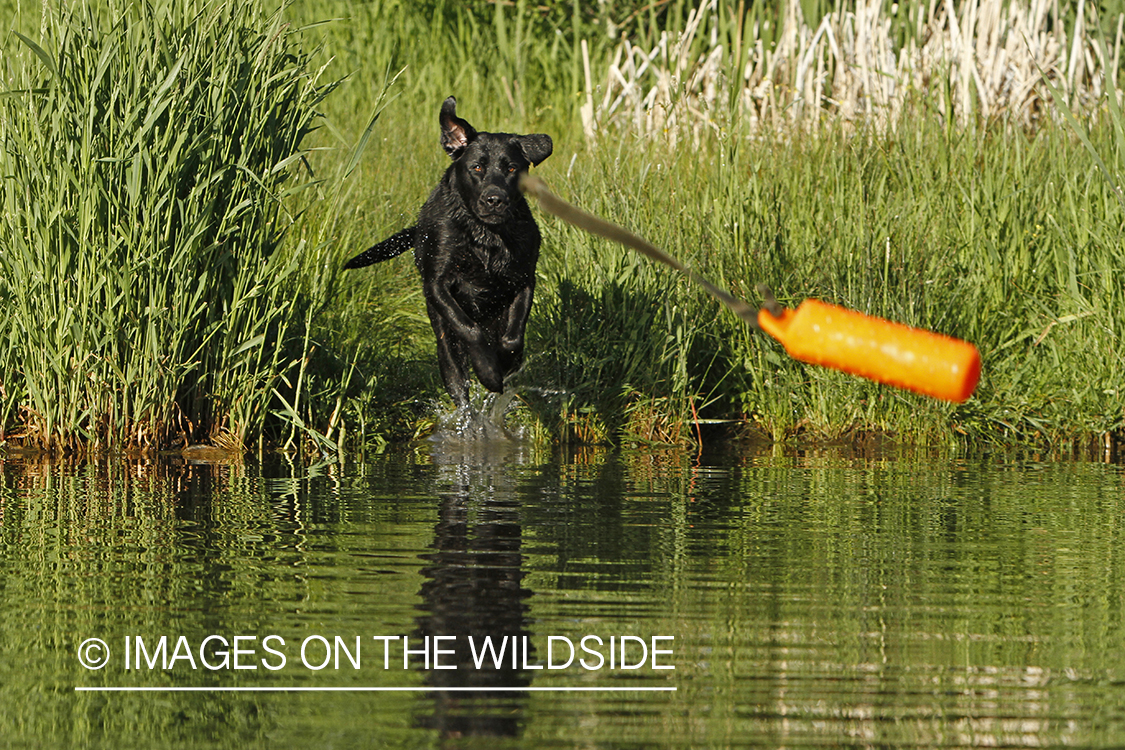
{"left": 1, "top": 445, "right": 1124, "bottom": 748}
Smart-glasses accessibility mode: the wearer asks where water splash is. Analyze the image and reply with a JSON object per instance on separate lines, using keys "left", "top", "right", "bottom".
{"left": 429, "top": 385, "right": 526, "bottom": 444}
{"left": 427, "top": 380, "right": 573, "bottom": 455}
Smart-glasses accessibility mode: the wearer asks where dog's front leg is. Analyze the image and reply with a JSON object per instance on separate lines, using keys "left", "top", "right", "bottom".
{"left": 423, "top": 298, "right": 474, "bottom": 407}
{"left": 500, "top": 283, "right": 534, "bottom": 355}
{"left": 425, "top": 279, "right": 485, "bottom": 346}
{"left": 425, "top": 280, "right": 505, "bottom": 393}
{"left": 496, "top": 283, "right": 534, "bottom": 381}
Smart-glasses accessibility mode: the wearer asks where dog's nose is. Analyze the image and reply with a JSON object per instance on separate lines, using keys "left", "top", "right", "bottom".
{"left": 483, "top": 191, "right": 508, "bottom": 209}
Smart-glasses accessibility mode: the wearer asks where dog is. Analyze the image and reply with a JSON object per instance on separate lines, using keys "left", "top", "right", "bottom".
{"left": 345, "top": 97, "right": 552, "bottom": 408}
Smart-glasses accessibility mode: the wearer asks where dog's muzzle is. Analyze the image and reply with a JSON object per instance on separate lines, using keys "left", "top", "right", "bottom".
{"left": 476, "top": 186, "right": 510, "bottom": 222}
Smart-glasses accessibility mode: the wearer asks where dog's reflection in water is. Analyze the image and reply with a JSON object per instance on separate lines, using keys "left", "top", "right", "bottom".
{"left": 412, "top": 436, "right": 535, "bottom": 739}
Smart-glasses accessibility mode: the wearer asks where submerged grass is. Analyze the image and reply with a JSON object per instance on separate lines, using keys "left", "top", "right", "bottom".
{"left": 3, "top": 0, "right": 1125, "bottom": 453}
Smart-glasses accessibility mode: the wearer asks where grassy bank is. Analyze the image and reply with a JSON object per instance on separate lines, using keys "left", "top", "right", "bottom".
{"left": 2, "top": 0, "right": 1125, "bottom": 453}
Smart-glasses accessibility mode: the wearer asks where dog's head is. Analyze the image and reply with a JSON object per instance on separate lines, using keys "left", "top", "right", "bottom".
{"left": 440, "top": 96, "right": 552, "bottom": 225}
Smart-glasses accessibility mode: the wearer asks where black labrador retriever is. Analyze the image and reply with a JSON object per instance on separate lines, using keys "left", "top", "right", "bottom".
{"left": 345, "top": 97, "right": 552, "bottom": 408}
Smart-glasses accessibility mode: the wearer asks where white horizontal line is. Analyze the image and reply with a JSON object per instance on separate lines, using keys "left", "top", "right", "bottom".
{"left": 75, "top": 686, "right": 676, "bottom": 693}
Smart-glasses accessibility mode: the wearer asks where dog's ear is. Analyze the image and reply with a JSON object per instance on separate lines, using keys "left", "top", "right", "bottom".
{"left": 518, "top": 134, "right": 553, "bottom": 166}
{"left": 440, "top": 96, "right": 477, "bottom": 160}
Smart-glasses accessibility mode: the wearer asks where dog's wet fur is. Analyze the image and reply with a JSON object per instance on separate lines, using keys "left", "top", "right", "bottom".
{"left": 345, "top": 97, "right": 552, "bottom": 408}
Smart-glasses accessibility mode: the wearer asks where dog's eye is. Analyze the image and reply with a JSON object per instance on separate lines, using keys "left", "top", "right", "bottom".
{"left": 472, "top": 164, "right": 483, "bottom": 173}
{"left": 507, "top": 165, "right": 517, "bottom": 173}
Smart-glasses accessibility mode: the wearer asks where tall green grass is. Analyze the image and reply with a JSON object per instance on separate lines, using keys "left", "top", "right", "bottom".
{"left": 0, "top": 0, "right": 335, "bottom": 452}
{"left": 4, "top": 0, "right": 1125, "bottom": 453}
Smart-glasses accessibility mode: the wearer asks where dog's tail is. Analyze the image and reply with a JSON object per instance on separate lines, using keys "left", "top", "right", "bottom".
{"left": 344, "top": 226, "right": 416, "bottom": 269}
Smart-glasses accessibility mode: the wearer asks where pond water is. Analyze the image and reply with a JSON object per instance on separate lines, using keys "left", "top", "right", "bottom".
{"left": 2, "top": 438, "right": 1125, "bottom": 748}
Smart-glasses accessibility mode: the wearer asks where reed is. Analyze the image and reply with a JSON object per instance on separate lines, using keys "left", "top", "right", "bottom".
{"left": 585, "top": 0, "right": 1121, "bottom": 141}
{"left": 0, "top": 0, "right": 335, "bottom": 452}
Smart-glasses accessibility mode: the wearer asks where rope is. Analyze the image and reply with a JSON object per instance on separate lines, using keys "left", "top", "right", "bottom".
{"left": 519, "top": 174, "right": 778, "bottom": 329}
